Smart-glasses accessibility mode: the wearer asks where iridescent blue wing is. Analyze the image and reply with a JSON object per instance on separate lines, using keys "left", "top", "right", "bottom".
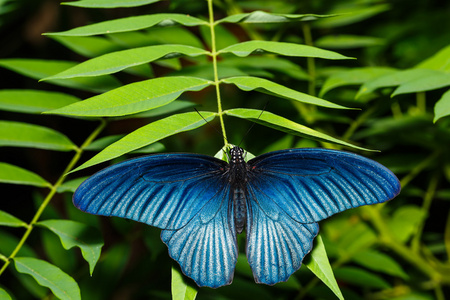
{"left": 73, "top": 153, "right": 238, "bottom": 288}
{"left": 161, "top": 183, "right": 238, "bottom": 288}
{"left": 73, "top": 153, "right": 228, "bottom": 230}
{"left": 247, "top": 148, "right": 401, "bottom": 224}
{"left": 246, "top": 193, "right": 319, "bottom": 284}
{"left": 244, "top": 148, "right": 400, "bottom": 284}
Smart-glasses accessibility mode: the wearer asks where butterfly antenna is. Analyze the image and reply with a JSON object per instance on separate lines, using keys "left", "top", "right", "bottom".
{"left": 237, "top": 101, "right": 269, "bottom": 148}
{"left": 194, "top": 108, "right": 231, "bottom": 158}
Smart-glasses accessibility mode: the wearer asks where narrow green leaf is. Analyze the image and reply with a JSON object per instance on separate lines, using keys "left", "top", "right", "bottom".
{"left": 0, "top": 59, "right": 120, "bottom": 93}
{"left": 0, "top": 90, "right": 80, "bottom": 114}
{"left": 306, "top": 235, "right": 344, "bottom": 300}
{"left": 37, "top": 220, "right": 104, "bottom": 275}
{"left": 45, "top": 14, "right": 208, "bottom": 37}
{"left": 392, "top": 72, "right": 450, "bottom": 97}
{"left": 43, "top": 45, "right": 208, "bottom": 80}
{"left": 62, "top": 0, "right": 162, "bottom": 8}
{"left": 356, "top": 69, "right": 442, "bottom": 99}
{"left": 121, "top": 100, "right": 196, "bottom": 119}
{"left": 0, "top": 210, "right": 27, "bottom": 228}
{"left": 415, "top": 44, "right": 450, "bottom": 71}
{"left": 71, "top": 111, "right": 216, "bottom": 172}
{"left": 314, "top": 4, "right": 390, "bottom": 28}
{"left": 219, "top": 41, "right": 352, "bottom": 60}
{"left": 0, "top": 162, "right": 51, "bottom": 188}
{"left": 334, "top": 266, "right": 391, "bottom": 289}
{"left": 45, "top": 77, "right": 212, "bottom": 117}
{"left": 49, "top": 35, "right": 124, "bottom": 58}
{"left": 85, "top": 135, "right": 164, "bottom": 154}
{"left": 57, "top": 177, "right": 88, "bottom": 193}
{"left": 434, "top": 89, "right": 450, "bottom": 122}
{"left": 171, "top": 266, "right": 198, "bottom": 300}
{"left": 224, "top": 108, "right": 369, "bottom": 150}
{"left": 14, "top": 257, "right": 81, "bottom": 300}
{"left": 0, "top": 121, "right": 77, "bottom": 151}
{"left": 217, "top": 10, "right": 335, "bottom": 24}
{"left": 387, "top": 205, "right": 427, "bottom": 243}
{"left": 220, "top": 56, "right": 309, "bottom": 80}
{"left": 223, "top": 76, "right": 349, "bottom": 109}
{"left": 319, "top": 67, "right": 396, "bottom": 97}
{"left": 352, "top": 249, "right": 409, "bottom": 279}
{"left": 0, "top": 288, "right": 12, "bottom": 300}
{"left": 315, "top": 34, "right": 384, "bottom": 49}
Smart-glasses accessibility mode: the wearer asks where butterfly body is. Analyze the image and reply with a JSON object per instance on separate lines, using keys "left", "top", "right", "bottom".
{"left": 74, "top": 146, "right": 401, "bottom": 288}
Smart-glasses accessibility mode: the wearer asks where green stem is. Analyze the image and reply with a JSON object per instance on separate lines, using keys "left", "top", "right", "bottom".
{"left": 416, "top": 92, "right": 426, "bottom": 112}
{"left": 208, "top": 0, "right": 228, "bottom": 147}
{"left": 363, "top": 206, "right": 449, "bottom": 284}
{"left": 0, "top": 120, "right": 106, "bottom": 277}
{"left": 400, "top": 150, "right": 440, "bottom": 188}
{"left": 342, "top": 104, "right": 378, "bottom": 141}
{"left": 411, "top": 172, "right": 440, "bottom": 252}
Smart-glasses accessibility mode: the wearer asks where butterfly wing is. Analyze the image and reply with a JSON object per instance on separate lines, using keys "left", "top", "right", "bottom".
{"left": 73, "top": 154, "right": 239, "bottom": 287}
{"left": 73, "top": 153, "right": 228, "bottom": 230}
{"left": 246, "top": 192, "right": 319, "bottom": 284}
{"left": 161, "top": 182, "right": 238, "bottom": 288}
{"left": 247, "top": 148, "right": 401, "bottom": 224}
{"left": 244, "top": 148, "right": 400, "bottom": 284}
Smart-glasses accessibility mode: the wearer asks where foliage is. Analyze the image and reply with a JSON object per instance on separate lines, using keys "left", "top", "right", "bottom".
{"left": 1, "top": 0, "right": 450, "bottom": 299}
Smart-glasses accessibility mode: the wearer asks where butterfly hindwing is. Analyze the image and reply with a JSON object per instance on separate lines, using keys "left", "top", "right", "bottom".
{"left": 161, "top": 182, "right": 238, "bottom": 288}
{"left": 245, "top": 189, "right": 319, "bottom": 284}
{"left": 73, "top": 154, "right": 228, "bottom": 230}
{"left": 247, "top": 148, "right": 401, "bottom": 224}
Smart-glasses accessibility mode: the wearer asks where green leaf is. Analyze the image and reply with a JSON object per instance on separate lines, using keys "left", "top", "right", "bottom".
{"left": 219, "top": 41, "right": 352, "bottom": 60}
{"left": 37, "top": 220, "right": 104, "bottom": 275}
{"left": 44, "top": 45, "right": 208, "bottom": 80}
{"left": 314, "top": 4, "right": 390, "bottom": 28}
{"left": 85, "top": 135, "right": 164, "bottom": 154}
{"left": 305, "top": 235, "right": 344, "bottom": 300}
{"left": 0, "top": 121, "right": 77, "bottom": 151}
{"left": 0, "top": 162, "right": 51, "bottom": 188}
{"left": 62, "top": 0, "right": 162, "bottom": 8}
{"left": 121, "top": 100, "right": 196, "bottom": 119}
{"left": 434, "top": 89, "right": 450, "bottom": 122}
{"left": 223, "top": 76, "right": 349, "bottom": 109}
{"left": 319, "top": 67, "right": 396, "bottom": 97}
{"left": 219, "top": 56, "right": 309, "bottom": 81}
{"left": 171, "top": 266, "right": 198, "bottom": 300}
{"left": 45, "top": 14, "right": 208, "bottom": 37}
{"left": 415, "top": 44, "right": 450, "bottom": 71}
{"left": 71, "top": 111, "right": 216, "bottom": 172}
{"left": 388, "top": 205, "right": 427, "bottom": 243}
{"left": 49, "top": 35, "right": 124, "bottom": 58}
{"left": 352, "top": 249, "right": 409, "bottom": 279}
{"left": 45, "top": 77, "right": 212, "bottom": 117}
{"left": 356, "top": 69, "right": 442, "bottom": 99}
{"left": 0, "top": 288, "right": 12, "bottom": 300}
{"left": 392, "top": 72, "right": 450, "bottom": 97}
{"left": 217, "top": 10, "right": 335, "bottom": 24}
{"left": 315, "top": 34, "right": 384, "bottom": 49}
{"left": 0, "top": 210, "right": 27, "bottom": 228}
{"left": 57, "top": 177, "right": 88, "bottom": 193}
{"left": 0, "top": 89, "right": 80, "bottom": 114}
{"left": 334, "top": 266, "right": 391, "bottom": 289}
{"left": 224, "top": 108, "right": 369, "bottom": 150}
{"left": 13, "top": 257, "right": 81, "bottom": 300}
{"left": 0, "top": 59, "right": 120, "bottom": 93}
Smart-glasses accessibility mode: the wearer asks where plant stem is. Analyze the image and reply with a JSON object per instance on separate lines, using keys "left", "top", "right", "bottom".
{"left": 400, "top": 150, "right": 440, "bottom": 188}
{"left": 208, "top": 0, "right": 228, "bottom": 147}
{"left": 416, "top": 92, "right": 426, "bottom": 112}
{"left": 0, "top": 120, "right": 106, "bottom": 277}
{"left": 411, "top": 172, "right": 440, "bottom": 252}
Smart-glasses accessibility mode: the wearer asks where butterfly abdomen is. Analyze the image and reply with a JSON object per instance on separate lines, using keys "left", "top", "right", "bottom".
{"left": 233, "top": 188, "right": 247, "bottom": 234}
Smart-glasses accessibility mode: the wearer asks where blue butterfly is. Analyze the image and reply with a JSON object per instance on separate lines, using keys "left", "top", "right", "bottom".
{"left": 73, "top": 147, "right": 400, "bottom": 288}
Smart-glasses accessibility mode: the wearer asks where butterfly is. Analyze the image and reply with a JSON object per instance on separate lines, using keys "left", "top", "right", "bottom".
{"left": 73, "top": 146, "right": 400, "bottom": 288}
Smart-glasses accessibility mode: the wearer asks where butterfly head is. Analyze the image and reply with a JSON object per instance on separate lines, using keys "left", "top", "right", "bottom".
{"left": 229, "top": 146, "right": 245, "bottom": 164}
